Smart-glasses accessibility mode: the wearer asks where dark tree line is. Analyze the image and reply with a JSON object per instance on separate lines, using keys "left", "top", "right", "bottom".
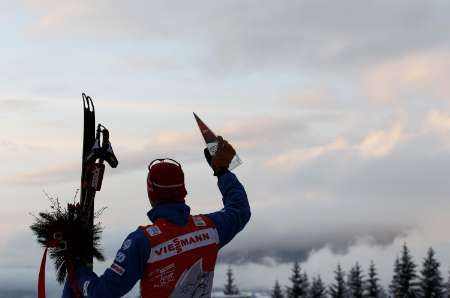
{"left": 270, "top": 244, "right": 450, "bottom": 298}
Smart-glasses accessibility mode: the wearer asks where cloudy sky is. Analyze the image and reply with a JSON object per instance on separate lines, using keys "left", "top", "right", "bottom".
{"left": 1, "top": 0, "right": 450, "bottom": 296}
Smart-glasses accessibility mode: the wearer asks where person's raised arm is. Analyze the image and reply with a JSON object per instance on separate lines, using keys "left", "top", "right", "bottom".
{"left": 204, "top": 136, "right": 251, "bottom": 247}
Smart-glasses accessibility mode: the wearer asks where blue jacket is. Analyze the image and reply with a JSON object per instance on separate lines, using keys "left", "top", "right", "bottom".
{"left": 62, "top": 170, "right": 250, "bottom": 297}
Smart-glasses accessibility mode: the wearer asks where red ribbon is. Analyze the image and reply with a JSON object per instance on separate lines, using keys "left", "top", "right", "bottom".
{"left": 38, "top": 247, "right": 48, "bottom": 298}
{"left": 38, "top": 241, "right": 81, "bottom": 298}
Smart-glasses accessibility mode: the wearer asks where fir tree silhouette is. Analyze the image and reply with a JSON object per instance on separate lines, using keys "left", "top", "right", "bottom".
{"left": 390, "top": 243, "right": 419, "bottom": 297}
{"left": 330, "top": 264, "right": 347, "bottom": 298}
{"left": 348, "top": 262, "right": 364, "bottom": 298}
{"left": 390, "top": 256, "right": 401, "bottom": 297}
{"left": 420, "top": 247, "right": 444, "bottom": 298}
{"left": 272, "top": 280, "right": 284, "bottom": 298}
{"left": 224, "top": 265, "right": 239, "bottom": 295}
{"left": 286, "top": 261, "right": 309, "bottom": 298}
{"left": 310, "top": 275, "right": 327, "bottom": 298}
{"left": 365, "top": 260, "right": 381, "bottom": 298}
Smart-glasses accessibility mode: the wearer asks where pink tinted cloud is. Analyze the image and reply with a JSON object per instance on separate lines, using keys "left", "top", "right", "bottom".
{"left": 363, "top": 48, "right": 450, "bottom": 101}
{"left": 358, "top": 124, "right": 404, "bottom": 158}
{"left": 0, "top": 162, "right": 79, "bottom": 186}
{"left": 265, "top": 137, "right": 348, "bottom": 170}
{"left": 425, "top": 110, "right": 450, "bottom": 132}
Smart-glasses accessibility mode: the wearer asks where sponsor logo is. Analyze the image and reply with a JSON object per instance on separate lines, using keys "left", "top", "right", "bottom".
{"left": 155, "top": 233, "right": 210, "bottom": 256}
{"left": 110, "top": 262, "right": 125, "bottom": 276}
{"left": 83, "top": 280, "right": 90, "bottom": 296}
{"left": 115, "top": 252, "right": 126, "bottom": 263}
{"left": 147, "top": 225, "right": 162, "bottom": 236}
{"left": 149, "top": 228, "right": 218, "bottom": 263}
{"left": 121, "top": 239, "right": 132, "bottom": 250}
{"left": 193, "top": 216, "right": 206, "bottom": 227}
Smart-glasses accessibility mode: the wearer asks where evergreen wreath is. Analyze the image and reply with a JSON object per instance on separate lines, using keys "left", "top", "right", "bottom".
{"left": 30, "top": 192, "right": 105, "bottom": 283}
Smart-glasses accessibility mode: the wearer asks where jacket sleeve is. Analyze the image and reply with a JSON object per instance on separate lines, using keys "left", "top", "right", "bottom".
{"left": 206, "top": 170, "right": 251, "bottom": 247}
{"left": 62, "top": 228, "right": 151, "bottom": 298}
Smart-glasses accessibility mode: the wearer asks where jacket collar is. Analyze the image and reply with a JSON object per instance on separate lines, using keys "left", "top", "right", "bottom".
{"left": 147, "top": 202, "right": 191, "bottom": 226}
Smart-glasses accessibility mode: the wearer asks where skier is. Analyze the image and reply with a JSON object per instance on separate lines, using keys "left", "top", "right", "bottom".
{"left": 62, "top": 136, "right": 251, "bottom": 297}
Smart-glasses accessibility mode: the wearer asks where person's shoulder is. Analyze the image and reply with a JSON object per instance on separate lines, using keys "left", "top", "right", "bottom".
{"left": 130, "top": 226, "right": 148, "bottom": 238}
{"left": 118, "top": 227, "right": 150, "bottom": 251}
{"left": 192, "top": 214, "right": 217, "bottom": 228}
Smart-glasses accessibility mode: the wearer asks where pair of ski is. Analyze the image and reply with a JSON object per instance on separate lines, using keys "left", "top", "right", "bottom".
{"left": 80, "top": 93, "right": 118, "bottom": 267}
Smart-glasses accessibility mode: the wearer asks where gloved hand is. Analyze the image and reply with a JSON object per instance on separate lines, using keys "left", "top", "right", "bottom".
{"left": 203, "top": 136, "right": 236, "bottom": 176}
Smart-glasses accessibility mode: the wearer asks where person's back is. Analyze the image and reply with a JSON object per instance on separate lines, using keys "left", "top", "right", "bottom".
{"left": 63, "top": 137, "right": 251, "bottom": 297}
{"left": 140, "top": 214, "right": 219, "bottom": 297}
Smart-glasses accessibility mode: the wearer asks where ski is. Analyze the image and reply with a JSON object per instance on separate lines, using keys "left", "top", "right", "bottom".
{"left": 80, "top": 93, "right": 96, "bottom": 217}
{"left": 80, "top": 93, "right": 118, "bottom": 268}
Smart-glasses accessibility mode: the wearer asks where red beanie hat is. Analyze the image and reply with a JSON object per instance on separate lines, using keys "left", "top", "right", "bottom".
{"left": 147, "top": 158, "right": 187, "bottom": 206}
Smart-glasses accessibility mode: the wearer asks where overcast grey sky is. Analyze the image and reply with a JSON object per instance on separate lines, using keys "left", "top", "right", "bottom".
{"left": 1, "top": 0, "right": 450, "bottom": 296}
